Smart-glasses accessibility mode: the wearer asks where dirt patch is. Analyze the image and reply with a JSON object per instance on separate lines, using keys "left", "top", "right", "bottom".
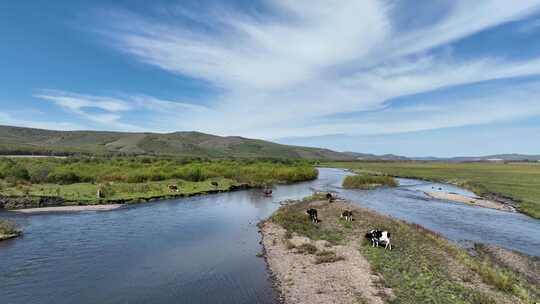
{"left": 261, "top": 220, "right": 390, "bottom": 304}
{"left": 425, "top": 191, "right": 516, "bottom": 212}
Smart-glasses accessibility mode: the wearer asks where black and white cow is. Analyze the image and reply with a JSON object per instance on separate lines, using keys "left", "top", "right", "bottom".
{"left": 326, "top": 192, "right": 335, "bottom": 202}
{"left": 306, "top": 208, "right": 318, "bottom": 223}
{"left": 365, "top": 229, "right": 392, "bottom": 250}
{"left": 341, "top": 210, "right": 353, "bottom": 221}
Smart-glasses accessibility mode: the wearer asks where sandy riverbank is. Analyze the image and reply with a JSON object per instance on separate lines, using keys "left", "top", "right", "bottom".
{"left": 260, "top": 200, "right": 392, "bottom": 304}
{"left": 10, "top": 204, "right": 123, "bottom": 213}
{"left": 425, "top": 191, "right": 516, "bottom": 212}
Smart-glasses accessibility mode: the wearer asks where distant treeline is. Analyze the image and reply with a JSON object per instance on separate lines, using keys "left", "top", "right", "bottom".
{"left": 0, "top": 157, "right": 318, "bottom": 186}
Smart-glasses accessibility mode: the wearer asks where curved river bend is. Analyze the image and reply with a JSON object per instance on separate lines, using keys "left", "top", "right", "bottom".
{"left": 1, "top": 168, "right": 539, "bottom": 304}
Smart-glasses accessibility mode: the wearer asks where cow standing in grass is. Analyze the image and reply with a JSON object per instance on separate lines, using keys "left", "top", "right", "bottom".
{"left": 326, "top": 192, "right": 335, "bottom": 202}
{"left": 168, "top": 185, "right": 178, "bottom": 192}
{"left": 365, "top": 229, "right": 392, "bottom": 250}
{"left": 306, "top": 208, "right": 318, "bottom": 223}
{"left": 341, "top": 210, "right": 353, "bottom": 221}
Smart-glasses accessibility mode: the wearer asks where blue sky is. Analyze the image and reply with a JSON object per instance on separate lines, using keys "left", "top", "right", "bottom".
{"left": 2, "top": 0, "right": 540, "bottom": 157}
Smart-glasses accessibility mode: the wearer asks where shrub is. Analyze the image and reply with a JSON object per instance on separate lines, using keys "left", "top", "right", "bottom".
{"left": 4, "top": 165, "right": 30, "bottom": 182}
{"left": 296, "top": 243, "right": 318, "bottom": 254}
{"left": 47, "top": 171, "right": 80, "bottom": 184}
{"left": 0, "top": 220, "right": 19, "bottom": 235}
{"left": 314, "top": 250, "right": 345, "bottom": 264}
{"left": 29, "top": 167, "right": 52, "bottom": 183}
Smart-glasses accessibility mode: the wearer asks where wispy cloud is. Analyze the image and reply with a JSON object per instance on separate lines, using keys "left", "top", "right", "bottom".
{"left": 22, "top": 0, "right": 540, "bottom": 142}
{"left": 34, "top": 90, "right": 208, "bottom": 132}
{"left": 0, "top": 111, "right": 85, "bottom": 131}
{"left": 86, "top": 0, "right": 540, "bottom": 139}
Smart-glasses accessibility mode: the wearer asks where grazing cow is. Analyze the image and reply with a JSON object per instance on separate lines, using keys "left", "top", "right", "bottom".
{"left": 365, "top": 229, "right": 392, "bottom": 250}
{"left": 306, "top": 208, "right": 318, "bottom": 223}
{"left": 263, "top": 188, "right": 273, "bottom": 197}
{"left": 168, "top": 185, "right": 178, "bottom": 192}
{"left": 326, "top": 192, "right": 335, "bottom": 202}
{"left": 341, "top": 210, "right": 353, "bottom": 221}
{"left": 211, "top": 181, "right": 219, "bottom": 188}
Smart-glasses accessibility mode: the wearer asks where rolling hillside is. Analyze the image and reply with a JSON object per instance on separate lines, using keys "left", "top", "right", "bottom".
{"left": 0, "top": 125, "right": 353, "bottom": 159}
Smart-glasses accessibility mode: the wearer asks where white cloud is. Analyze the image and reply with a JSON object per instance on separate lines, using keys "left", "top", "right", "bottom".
{"left": 34, "top": 90, "right": 209, "bottom": 132}
{"left": 29, "top": 0, "right": 540, "bottom": 140}
{"left": 0, "top": 112, "right": 85, "bottom": 131}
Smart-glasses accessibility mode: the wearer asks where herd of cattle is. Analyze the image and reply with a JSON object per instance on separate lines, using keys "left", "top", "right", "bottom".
{"left": 305, "top": 193, "right": 392, "bottom": 250}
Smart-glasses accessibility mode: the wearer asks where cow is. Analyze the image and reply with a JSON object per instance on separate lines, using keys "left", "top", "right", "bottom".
{"left": 306, "top": 208, "right": 318, "bottom": 223}
{"left": 326, "top": 192, "right": 335, "bottom": 202}
{"left": 211, "top": 181, "right": 219, "bottom": 188}
{"left": 341, "top": 210, "right": 353, "bottom": 221}
{"left": 168, "top": 185, "right": 178, "bottom": 192}
{"left": 263, "top": 188, "right": 273, "bottom": 197}
{"left": 365, "top": 229, "right": 392, "bottom": 250}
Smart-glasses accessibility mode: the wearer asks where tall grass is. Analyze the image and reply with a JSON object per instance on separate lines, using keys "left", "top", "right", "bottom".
{"left": 0, "top": 157, "right": 318, "bottom": 186}
{"left": 342, "top": 174, "right": 397, "bottom": 189}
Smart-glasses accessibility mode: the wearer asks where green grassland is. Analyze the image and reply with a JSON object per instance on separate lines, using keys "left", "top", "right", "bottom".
{"left": 0, "top": 157, "right": 318, "bottom": 207}
{"left": 269, "top": 197, "right": 539, "bottom": 304}
{"left": 342, "top": 174, "right": 398, "bottom": 189}
{"left": 324, "top": 161, "right": 540, "bottom": 219}
{"left": 0, "top": 178, "right": 236, "bottom": 204}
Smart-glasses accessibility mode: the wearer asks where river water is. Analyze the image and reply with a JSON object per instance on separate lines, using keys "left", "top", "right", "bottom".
{"left": 1, "top": 168, "right": 539, "bottom": 304}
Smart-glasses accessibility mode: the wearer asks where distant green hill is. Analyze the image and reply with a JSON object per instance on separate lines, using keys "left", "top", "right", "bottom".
{"left": 0, "top": 125, "right": 353, "bottom": 160}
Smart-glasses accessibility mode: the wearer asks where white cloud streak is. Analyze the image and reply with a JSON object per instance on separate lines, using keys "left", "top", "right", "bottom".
{"left": 32, "top": 0, "right": 540, "bottom": 139}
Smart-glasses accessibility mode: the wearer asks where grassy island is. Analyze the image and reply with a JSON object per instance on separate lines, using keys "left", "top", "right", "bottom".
{"left": 0, "top": 157, "right": 318, "bottom": 209}
{"left": 342, "top": 174, "right": 398, "bottom": 189}
{"left": 261, "top": 196, "right": 539, "bottom": 304}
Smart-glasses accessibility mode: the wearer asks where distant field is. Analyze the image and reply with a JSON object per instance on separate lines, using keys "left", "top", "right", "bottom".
{"left": 323, "top": 161, "right": 540, "bottom": 219}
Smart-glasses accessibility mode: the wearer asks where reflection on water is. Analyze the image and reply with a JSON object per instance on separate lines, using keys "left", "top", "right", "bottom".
{"left": 0, "top": 168, "right": 539, "bottom": 304}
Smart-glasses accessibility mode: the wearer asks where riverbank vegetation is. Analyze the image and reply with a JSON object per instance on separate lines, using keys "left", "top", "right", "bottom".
{"left": 0, "top": 220, "right": 21, "bottom": 240}
{"left": 265, "top": 197, "right": 539, "bottom": 304}
{"left": 342, "top": 174, "right": 397, "bottom": 189}
{"left": 0, "top": 157, "right": 318, "bottom": 207}
{"left": 324, "top": 161, "right": 540, "bottom": 219}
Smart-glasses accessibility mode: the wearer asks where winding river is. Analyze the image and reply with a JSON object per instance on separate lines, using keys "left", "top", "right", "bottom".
{"left": 1, "top": 168, "right": 539, "bottom": 304}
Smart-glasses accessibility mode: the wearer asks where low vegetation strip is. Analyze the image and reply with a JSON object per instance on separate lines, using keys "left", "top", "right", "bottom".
{"left": 324, "top": 161, "right": 540, "bottom": 219}
{"left": 264, "top": 196, "right": 539, "bottom": 304}
{"left": 0, "top": 158, "right": 318, "bottom": 208}
{"left": 0, "top": 220, "right": 21, "bottom": 241}
{"left": 342, "top": 174, "right": 398, "bottom": 189}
